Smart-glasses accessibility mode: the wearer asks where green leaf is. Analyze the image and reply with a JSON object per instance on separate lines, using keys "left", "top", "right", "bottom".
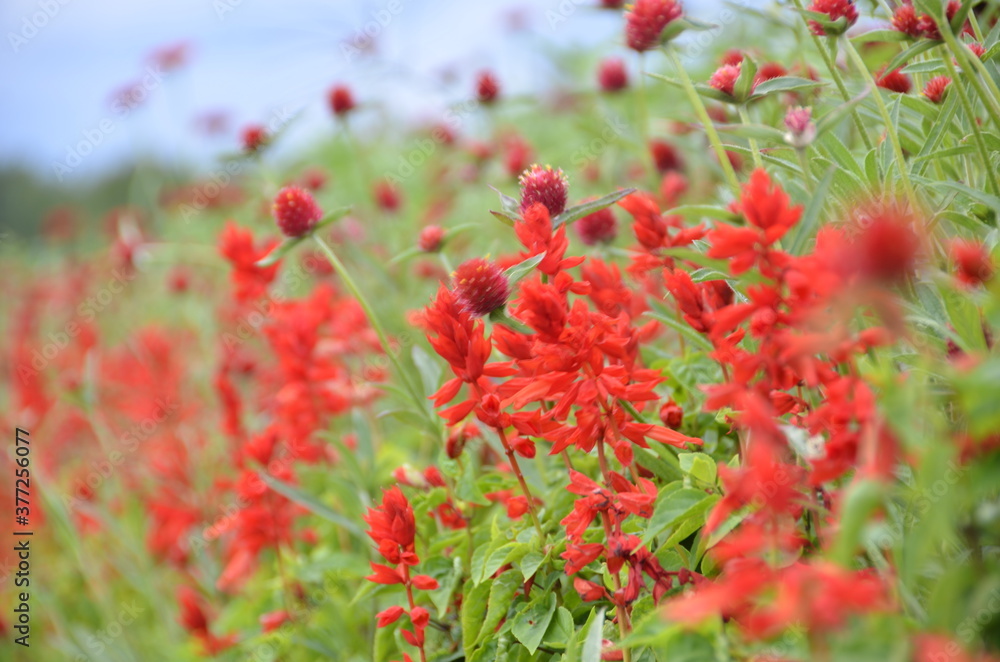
{"left": 490, "top": 210, "right": 516, "bottom": 227}
{"left": 831, "top": 478, "right": 885, "bottom": 566}
{"left": 816, "top": 89, "right": 871, "bottom": 137}
{"left": 462, "top": 580, "right": 493, "bottom": 656}
{"left": 885, "top": 40, "right": 938, "bottom": 76}
{"left": 511, "top": 593, "right": 557, "bottom": 655}
{"left": 475, "top": 570, "right": 522, "bottom": 646}
{"left": 518, "top": 549, "right": 546, "bottom": 582}
{"left": 257, "top": 472, "right": 364, "bottom": 540}
{"left": 712, "top": 122, "right": 787, "bottom": 142}
{"left": 750, "top": 76, "right": 825, "bottom": 98}
{"left": 503, "top": 252, "right": 546, "bottom": 287}
{"left": 851, "top": 29, "right": 909, "bottom": 43}
{"left": 733, "top": 54, "right": 758, "bottom": 103}
{"left": 640, "top": 486, "right": 715, "bottom": 548}
{"left": 552, "top": 188, "right": 637, "bottom": 227}
{"left": 411, "top": 345, "right": 442, "bottom": 398}
{"left": 665, "top": 205, "right": 739, "bottom": 222}
{"left": 900, "top": 59, "right": 945, "bottom": 75}
{"left": 788, "top": 166, "right": 835, "bottom": 255}
{"left": 679, "top": 452, "right": 718, "bottom": 486}
{"left": 580, "top": 608, "right": 605, "bottom": 662}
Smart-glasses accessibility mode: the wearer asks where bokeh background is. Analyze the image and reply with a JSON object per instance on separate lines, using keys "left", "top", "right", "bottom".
{"left": 0, "top": 0, "right": 765, "bottom": 241}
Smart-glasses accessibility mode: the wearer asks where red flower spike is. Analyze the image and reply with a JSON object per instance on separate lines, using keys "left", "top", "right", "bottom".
{"left": 519, "top": 164, "right": 569, "bottom": 217}
{"left": 625, "top": 0, "right": 683, "bottom": 52}
{"left": 364, "top": 486, "right": 417, "bottom": 558}
{"left": 272, "top": 186, "right": 323, "bottom": 238}
{"left": 376, "top": 605, "right": 406, "bottom": 628}
{"left": 598, "top": 57, "right": 629, "bottom": 92}
{"left": 411, "top": 575, "right": 440, "bottom": 591}
{"left": 452, "top": 258, "right": 511, "bottom": 317}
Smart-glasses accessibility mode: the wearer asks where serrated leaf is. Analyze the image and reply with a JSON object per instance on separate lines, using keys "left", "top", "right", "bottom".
{"left": 640, "top": 486, "right": 715, "bottom": 548}
{"left": 678, "top": 452, "right": 718, "bottom": 486}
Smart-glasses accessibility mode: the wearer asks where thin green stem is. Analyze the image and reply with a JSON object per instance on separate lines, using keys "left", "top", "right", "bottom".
{"left": 636, "top": 52, "right": 654, "bottom": 179}
{"left": 941, "top": 49, "right": 998, "bottom": 196}
{"left": 665, "top": 47, "right": 741, "bottom": 194}
{"left": 940, "top": 21, "right": 1000, "bottom": 133}
{"left": 496, "top": 427, "right": 545, "bottom": 540}
{"left": 737, "top": 105, "right": 763, "bottom": 170}
{"left": 842, "top": 38, "right": 920, "bottom": 211}
{"left": 312, "top": 233, "right": 428, "bottom": 415}
{"left": 789, "top": 0, "right": 874, "bottom": 151}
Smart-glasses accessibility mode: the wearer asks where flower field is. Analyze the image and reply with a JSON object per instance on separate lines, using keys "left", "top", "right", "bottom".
{"left": 5, "top": 1, "right": 1000, "bottom": 660}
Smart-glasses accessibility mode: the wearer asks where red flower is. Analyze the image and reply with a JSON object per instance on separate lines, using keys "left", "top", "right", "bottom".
{"left": 649, "top": 139, "right": 684, "bottom": 174}
{"left": 240, "top": 124, "right": 267, "bottom": 153}
{"left": 597, "top": 57, "right": 629, "bottom": 92}
{"left": 452, "top": 258, "right": 511, "bottom": 317}
{"left": 373, "top": 180, "right": 402, "bottom": 212}
{"left": 218, "top": 222, "right": 280, "bottom": 302}
{"left": 272, "top": 186, "right": 323, "bottom": 238}
{"left": 659, "top": 400, "right": 684, "bottom": 429}
{"left": 519, "top": 164, "right": 569, "bottom": 217}
{"left": 807, "top": 0, "right": 858, "bottom": 36}
{"left": 625, "top": 0, "right": 682, "bottom": 52}
{"left": 260, "top": 610, "right": 292, "bottom": 633}
{"left": 876, "top": 66, "right": 912, "bottom": 94}
{"left": 376, "top": 605, "right": 406, "bottom": 627}
{"left": 476, "top": 71, "right": 500, "bottom": 104}
{"left": 418, "top": 225, "right": 445, "bottom": 252}
{"left": 950, "top": 239, "right": 994, "bottom": 287}
{"left": 708, "top": 64, "right": 741, "bottom": 97}
{"left": 576, "top": 207, "right": 618, "bottom": 246}
{"left": 328, "top": 84, "right": 355, "bottom": 116}
{"left": 924, "top": 76, "right": 951, "bottom": 104}
{"left": 364, "top": 486, "right": 418, "bottom": 564}
{"left": 891, "top": 5, "right": 921, "bottom": 38}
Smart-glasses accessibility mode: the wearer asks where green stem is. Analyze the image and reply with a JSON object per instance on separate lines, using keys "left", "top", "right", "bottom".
{"left": 842, "top": 38, "right": 920, "bottom": 211}
{"left": 737, "top": 105, "right": 763, "bottom": 170}
{"left": 665, "top": 47, "right": 741, "bottom": 194}
{"left": 940, "top": 21, "right": 1000, "bottom": 133}
{"left": 496, "top": 427, "right": 545, "bottom": 540}
{"left": 636, "top": 52, "right": 655, "bottom": 179}
{"left": 941, "top": 48, "right": 998, "bottom": 196}
{"left": 312, "top": 233, "right": 429, "bottom": 416}
{"left": 790, "top": 0, "right": 874, "bottom": 152}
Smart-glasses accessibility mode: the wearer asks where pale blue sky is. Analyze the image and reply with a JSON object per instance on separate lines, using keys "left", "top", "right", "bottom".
{"left": 0, "top": 0, "right": 749, "bottom": 181}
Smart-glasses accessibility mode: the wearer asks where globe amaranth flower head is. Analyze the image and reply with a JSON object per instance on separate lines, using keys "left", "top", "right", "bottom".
{"left": 708, "top": 64, "right": 741, "bottom": 97}
{"left": 807, "top": 0, "right": 858, "bottom": 37}
{"left": 597, "top": 57, "right": 629, "bottom": 93}
{"left": 452, "top": 258, "right": 510, "bottom": 317}
{"left": 240, "top": 124, "right": 268, "bottom": 153}
{"left": 625, "top": 0, "right": 683, "bottom": 52}
{"left": 476, "top": 71, "right": 500, "bottom": 104}
{"left": 576, "top": 206, "right": 618, "bottom": 246}
{"left": 923, "top": 76, "right": 951, "bottom": 104}
{"left": 272, "top": 186, "right": 323, "bottom": 238}
{"left": 519, "top": 164, "right": 569, "bottom": 216}
{"left": 328, "top": 84, "right": 355, "bottom": 116}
